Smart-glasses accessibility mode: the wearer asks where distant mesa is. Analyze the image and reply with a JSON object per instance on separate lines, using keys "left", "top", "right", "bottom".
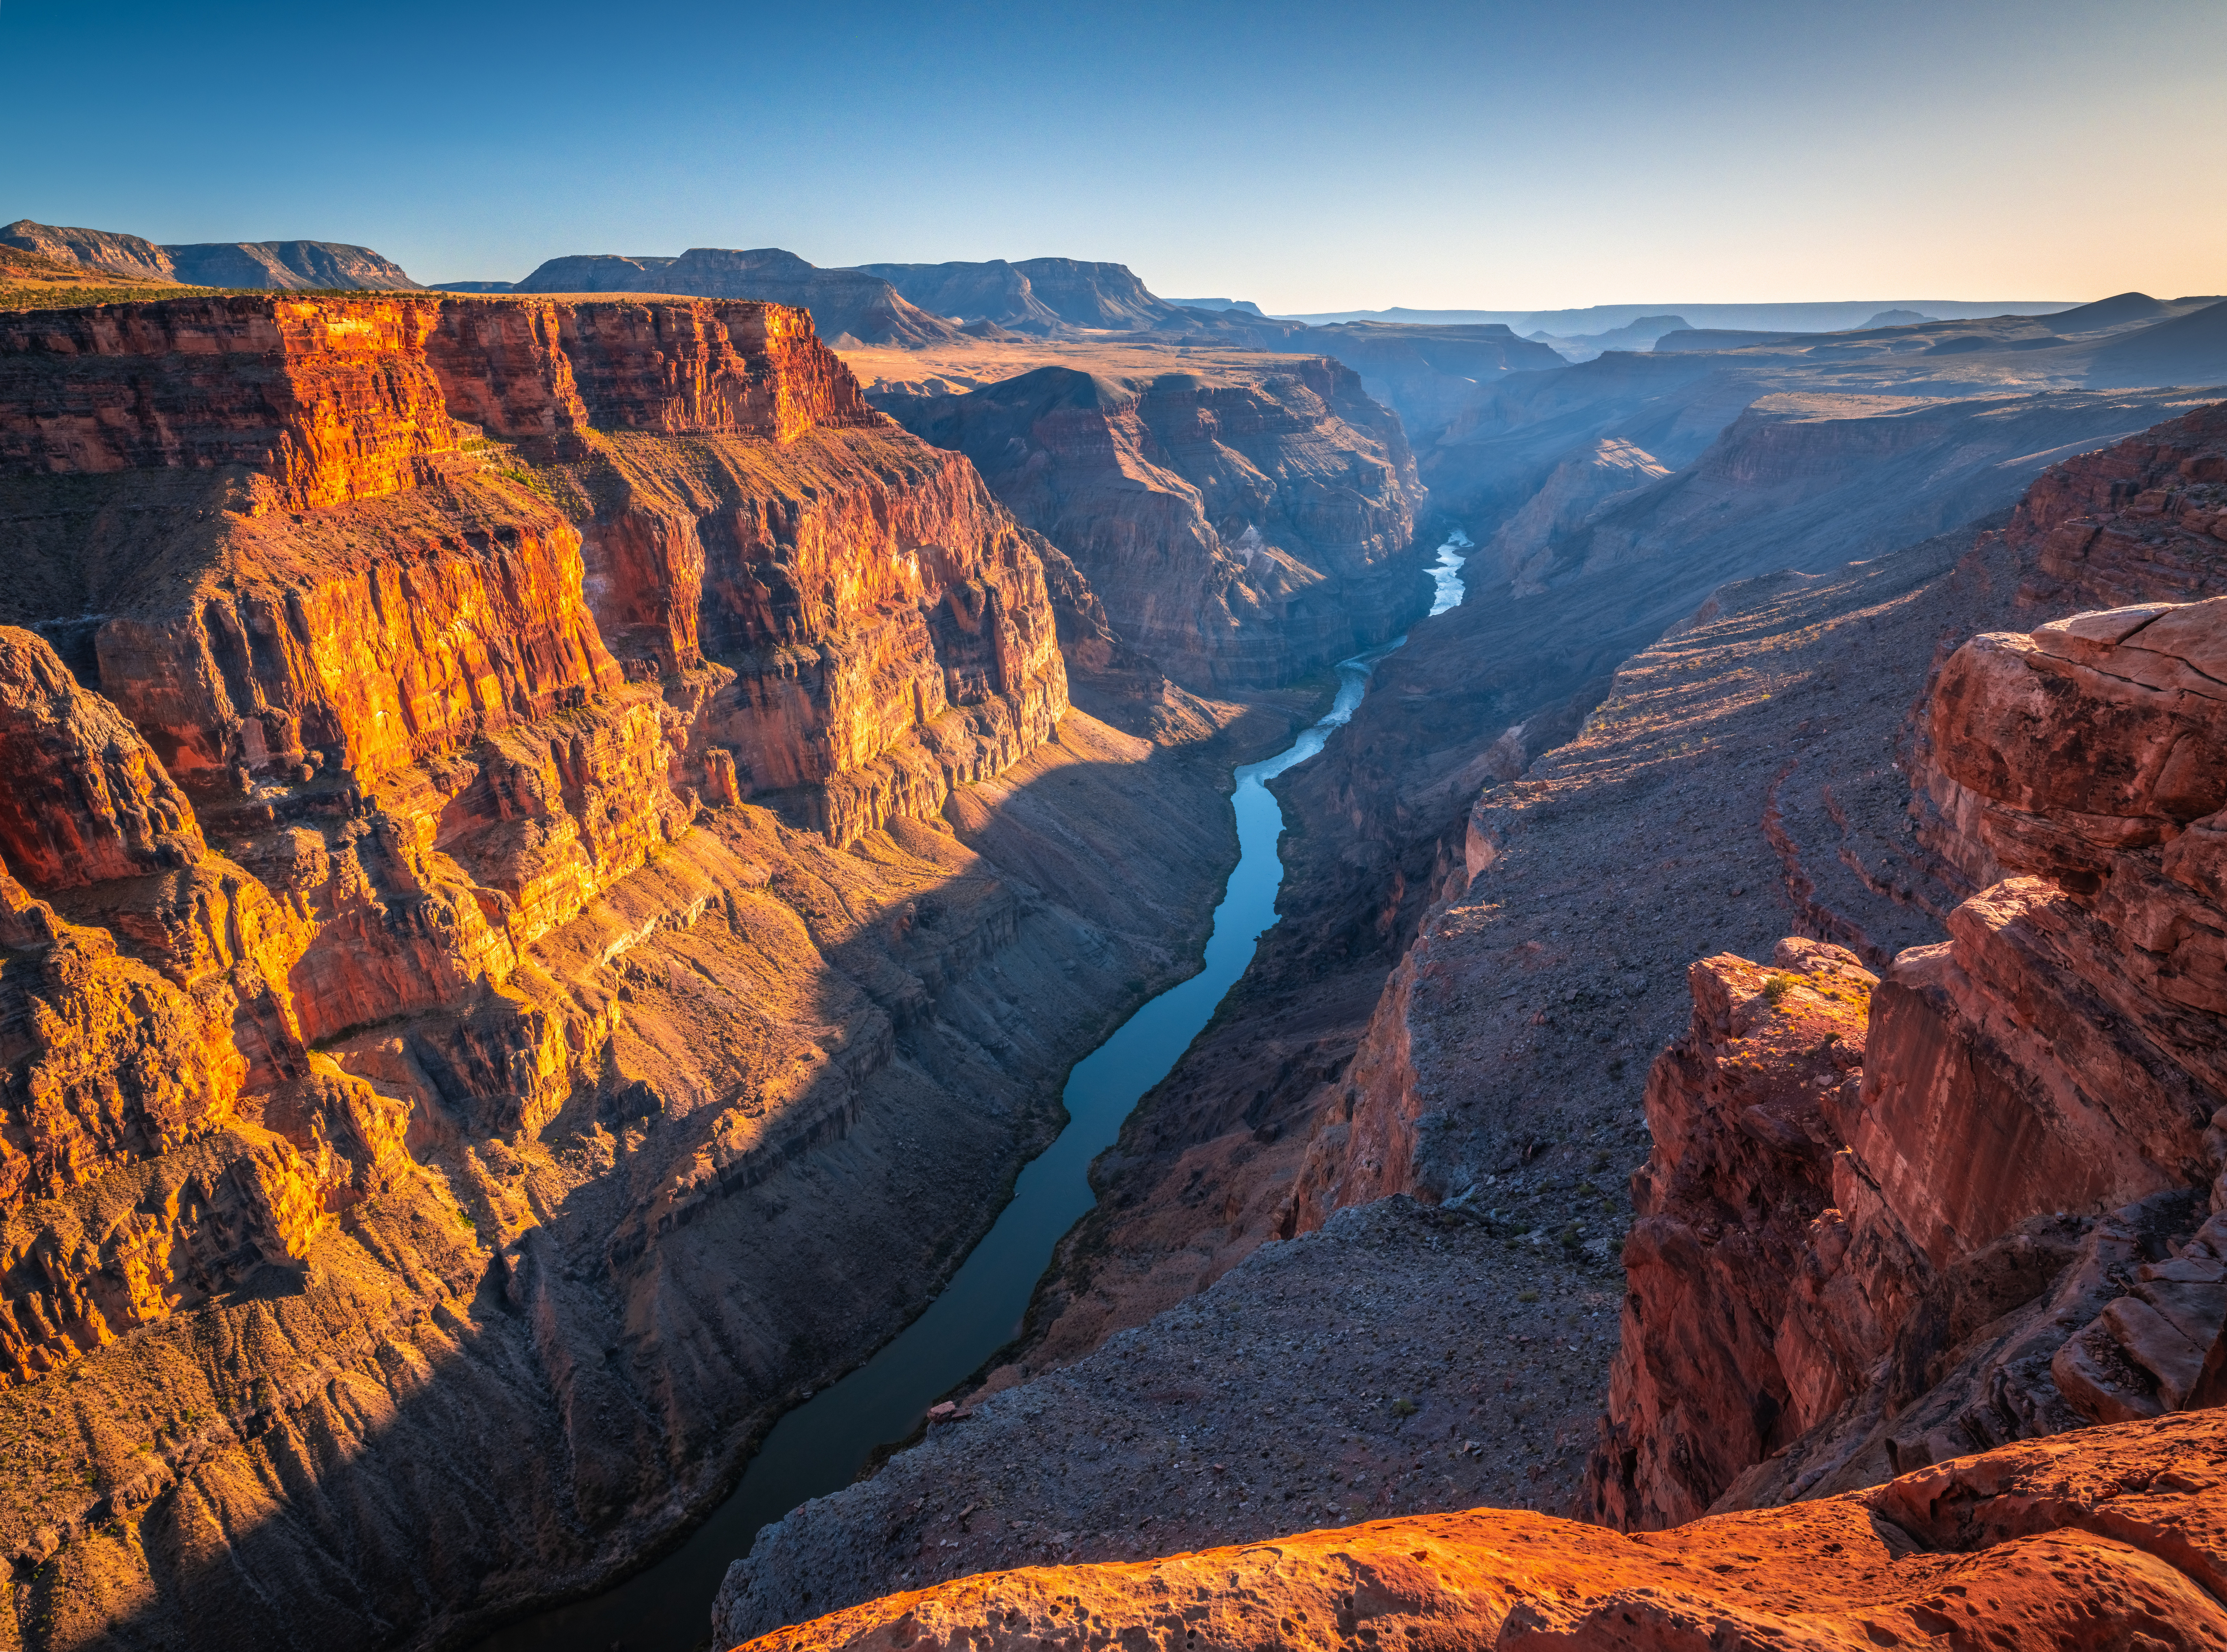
{"left": 488, "top": 249, "right": 1223, "bottom": 347}
{"left": 508, "top": 248, "right": 962, "bottom": 347}
{"left": 854, "top": 258, "right": 1065, "bottom": 333}
{"left": 432, "top": 279, "right": 516, "bottom": 294}
{"left": 1526, "top": 314, "right": 1694, "bottom": 363}
{"left": 0, "top": 219, "right": 419, "bottom": 289}
{"left": 859, "top": 256, "right": 1182, "bottom": 335}
{"left": 1165, "top": 297, "right": 1265, "bottom": 316}
{"left": 163, "top": 240, "right": 420, "bottom": 290}
{"left": 0, "top": 219, "right": 176, "bottom": 283}
{"left": 1858, "top": 307, "right": 1933, "bottom": 328}
{"left": 1650, "top": 327, "right": 1805, "bottom": 352}
{"left": 2045, "top": 290, "right": 2169, "bottom": 331}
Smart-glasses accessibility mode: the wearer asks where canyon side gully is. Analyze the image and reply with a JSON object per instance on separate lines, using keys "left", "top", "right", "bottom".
{"left": 473, "top": 541, "right": 1474, "bottom": 1652}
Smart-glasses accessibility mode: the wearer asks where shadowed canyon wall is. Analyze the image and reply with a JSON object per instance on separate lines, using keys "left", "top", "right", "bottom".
{"left": 876, "top": 357, "right": 1426, "bottom": 691}
{"left": 0, "top": 292, "right": 1270, "bottom": 1651}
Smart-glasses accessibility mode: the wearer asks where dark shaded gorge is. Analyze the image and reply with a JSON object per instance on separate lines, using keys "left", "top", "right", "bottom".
{"left": 474, "top": 535, "right": 1471, "bottom": 1652}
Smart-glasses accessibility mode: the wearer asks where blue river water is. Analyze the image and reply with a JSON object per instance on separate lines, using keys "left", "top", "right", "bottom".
{"left": 474, "top": 531, "right": 1471, "bottom": 1652}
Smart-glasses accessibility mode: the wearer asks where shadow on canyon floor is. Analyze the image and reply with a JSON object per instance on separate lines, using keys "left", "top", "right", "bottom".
{"left": 13, "top": 709, "right": 1320, "bottom": 1652}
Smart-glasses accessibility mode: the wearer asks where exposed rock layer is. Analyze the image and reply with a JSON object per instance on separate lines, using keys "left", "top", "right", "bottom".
{"left": 1589, "top": 589, "right": 2227, "bottom": 1528}
{"left": 879, "top": 358, "right": 1424, "bottom": 689}
{"left": 732, "top": 1407, "right": 2227, "bottom": 1652}
{"left": 0, "top": 292, "right": 1264, "bottom": 1652}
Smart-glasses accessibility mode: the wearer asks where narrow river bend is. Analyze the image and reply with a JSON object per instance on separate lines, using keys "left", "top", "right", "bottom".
{"left": 475, "top": 532, "right": 1471, "bottom": 1652}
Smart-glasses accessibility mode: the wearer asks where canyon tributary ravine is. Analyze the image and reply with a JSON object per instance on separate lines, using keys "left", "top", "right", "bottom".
{"left": 475, "top": 534, "right": 1472, "bottom": 1652}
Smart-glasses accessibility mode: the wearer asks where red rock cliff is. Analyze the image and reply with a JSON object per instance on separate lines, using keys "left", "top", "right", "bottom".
{"left": 2007, "top": 398, "right": 2227, "bottom": 611}
{"left": 1913, "top": 399, "right": 2227, "bottom": 891}
{"left": 1589, "top": 592, "right": 2227, "bottom": 1529}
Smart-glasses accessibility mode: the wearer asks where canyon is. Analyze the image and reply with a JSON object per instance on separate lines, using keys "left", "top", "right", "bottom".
{"left": 872, "top": 353, "right": 1424, "bottom": 690}
{"left": 4, "top": 244, "right": 2226, "bottom": 1652}
{"left": 0, "top": 290, "right": 1308, "bottom": 1650}
{"left": 715, "top": 390, "right": 2227, "bottom": 1642}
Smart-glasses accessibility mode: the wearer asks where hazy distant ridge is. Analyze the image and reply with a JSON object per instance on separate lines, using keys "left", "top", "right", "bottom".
{"left": 1282, "top": 300, "right": 2084, "bottom": 333}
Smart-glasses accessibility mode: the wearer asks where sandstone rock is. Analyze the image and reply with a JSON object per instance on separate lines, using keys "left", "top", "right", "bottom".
{"left": 1591, "top": 585, "right": 2227, "bottom": 1526}
{"left": 2006, "top": 397, "right": 2227, "bottom": 612}
{"left": 882, "top": 358, "right": 1422, "bottom": 690}
{"left": 1588, "top": 941, "right": 1874, "bottom": 1528}
{"left": 0, "top": 287, "right": 1245, "bottom": 1648}
{"left": 731, "top": 1409, "right": 2227, "bottom": 1652}
{"left": 0, "top": 627, "right": 203, "bottom": 886}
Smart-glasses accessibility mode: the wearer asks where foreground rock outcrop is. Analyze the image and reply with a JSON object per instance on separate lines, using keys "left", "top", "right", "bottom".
{"left": 734, "top": 1406, "right": 2227, "bottom": 1652}
{"left": 0, "top": 291, "right": 1269, "bottom": 1650}
{"left": 1589, "top": 589, "right": 2227, "bottom": 1528}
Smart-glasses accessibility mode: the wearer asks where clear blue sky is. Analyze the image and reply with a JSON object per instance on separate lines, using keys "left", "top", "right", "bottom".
{"left": 2, "top": 0, "right": 2220, "bottom": 310}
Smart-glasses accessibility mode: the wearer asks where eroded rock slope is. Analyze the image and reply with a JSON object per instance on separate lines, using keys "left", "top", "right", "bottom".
{"left": 876, "top": 357, "right": 1426, "bottom": 691}
{"left": 0, "top": 292, "right": 1265, "bottom": 1651}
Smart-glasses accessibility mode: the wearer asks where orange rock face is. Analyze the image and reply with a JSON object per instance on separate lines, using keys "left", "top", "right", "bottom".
{"left": 0, "top": 296, "right": 1058, "bottom": 1442}
{"left": 0, "top": 630, "right": 365, "bottom": 1381}
{"left": 0, "top": 626, "right": 203, "bottom": 885}
{"left": 0, "top": 287, "right": 1115, "bottom": 1646}
{"left": 734, "top": 1408, "right": 2227, "bottom": 1652}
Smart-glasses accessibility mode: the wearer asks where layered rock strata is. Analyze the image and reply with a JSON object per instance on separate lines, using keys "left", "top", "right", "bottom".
{"left": 879, "top": 358, "right": 1425, "bottom": 690}
{"left": 1589, "top": 593, "right": 2227, "bottom": 1528}
{"left": 2002, "top": 395, "right": 2227, "bottom": 610}
{"left": 0, "top": 292, "right": 1254, "bottom": 1651}
{"left": 735, "top": 1408, "right": 2227, "bottom": 1652}
{"left": 831, "top": 404, "right": 2227, "bottom": 1603}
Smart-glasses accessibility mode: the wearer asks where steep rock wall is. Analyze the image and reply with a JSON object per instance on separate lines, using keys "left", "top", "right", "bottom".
{"left": 880, "top": 357, "right": 1424, "bottom": 690}
{"left": 2008, "top": 397, "right": 2227, "bottom": 610}
{"left": 0, "top": 298, "right": 459, "bottom": 509}
{"left": 0, "top": 293, "right": 1186, "bottom": 1652}
{"left": 1911, "top": 402, "right": 2227, "bottom": 891}
{"left": 565, "top": 426, "right": 1067, "bottom": 846}
{"left": 1588, "top": 593, "right": 2227, "bottom": 1529}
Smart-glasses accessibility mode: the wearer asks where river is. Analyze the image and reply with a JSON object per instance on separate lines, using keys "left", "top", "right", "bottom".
{"left": 472, "top": 530, "right": 1471, "bottom": 1652}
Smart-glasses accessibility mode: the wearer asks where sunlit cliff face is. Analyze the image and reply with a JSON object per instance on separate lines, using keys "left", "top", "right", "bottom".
{"left": 0, "top": 290, "right": 1119, "bottom": 1647}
